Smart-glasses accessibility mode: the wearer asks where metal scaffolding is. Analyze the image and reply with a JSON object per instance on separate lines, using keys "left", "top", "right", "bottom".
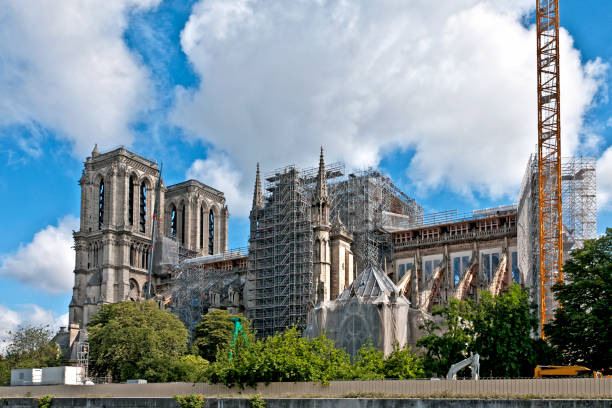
{"left": 169, "top": 248, "right": 248, "bottom": 336}
{"left": 248, "top": 163, "right": 422, "bottom": 337}
{"left": 562, "top": 156, "right": 597, "bottom": 250}
{"left": 517, "top": 155, "right": 597, "bottom": 327}
{"left": 248, "top": 165, "right": 318, "bottom": 337}
{"left": 328, "top": 169, "right": 423, "bottom": 273}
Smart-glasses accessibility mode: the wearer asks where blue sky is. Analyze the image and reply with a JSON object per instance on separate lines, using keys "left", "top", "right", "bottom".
{"left": 1, "top": 0, "right": 611, "bottom": 331}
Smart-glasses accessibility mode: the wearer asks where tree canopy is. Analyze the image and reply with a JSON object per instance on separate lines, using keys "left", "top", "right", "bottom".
{"left": 191, "top": 309, "right": 250, "bottom": 362}
{"left": 545, "top": 228, "right": 612, "bottom": 372}
{"left": 417, "top": 284, "right": 554, "bottom": 378}
{"left": 88, "top": 300, "right": 189, "bottom": 382}
{"left": 0, "top": 325, "right": 63, "bottom": 385}
{"left": 207, "top": 323, "right": 425, "bottom": 388}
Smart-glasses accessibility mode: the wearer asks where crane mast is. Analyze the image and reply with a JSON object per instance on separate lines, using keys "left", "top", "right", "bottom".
{"left": 536, "top": 0, "right": 563, "bottom": 337}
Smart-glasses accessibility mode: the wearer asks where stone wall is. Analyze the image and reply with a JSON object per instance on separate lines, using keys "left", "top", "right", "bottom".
{"left": 1, "top": 379, "right": 611, "bottom": 399}
{"left": 1, "top": 398, "right": 611, "bottom": 408}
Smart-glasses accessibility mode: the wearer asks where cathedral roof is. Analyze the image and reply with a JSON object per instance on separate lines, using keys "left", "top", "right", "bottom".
{"left": 337, "top": 264, "right": 409, "bottom": 305}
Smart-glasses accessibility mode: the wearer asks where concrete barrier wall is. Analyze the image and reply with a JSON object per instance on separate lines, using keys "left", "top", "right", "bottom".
{"left": 1, "top": 379, "right": 611, "bottom": 399}
{"left": 2, "top": 398, "right": 612, "bottom": 408}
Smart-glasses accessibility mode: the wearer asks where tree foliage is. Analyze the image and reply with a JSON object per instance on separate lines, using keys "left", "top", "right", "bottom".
{"left": 417, "top": 299, "right": 473, "bottom": 377}
{"left": 472, "top": 286, "right": 552, "bottom": 377}
{"left": 0, "top": 325, "right": 63, "bottom": 385}
{"left": 206, "top": 323, "right": 425, "bottom": 387}
{"left": 192, "top": 310, "right": 250, "bottom": 362}
{"left": 383, "top": 344, "right": 425, "bottom": 379}
{"left": 418, "top": 284, "right": 554, "bottom": 378}
{"left": 88, "top": 300, "right": 189, "bottom": 382}
{"left": 208, "top": 326, "right": 353, "bottom": 387}
{"left": 545, "top": 228, "right": 612, "bottom": 372}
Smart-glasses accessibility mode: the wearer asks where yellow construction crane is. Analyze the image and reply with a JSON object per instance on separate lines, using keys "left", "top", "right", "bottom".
{"left": 536, "top": 0, "right": 563, "bottom": 337}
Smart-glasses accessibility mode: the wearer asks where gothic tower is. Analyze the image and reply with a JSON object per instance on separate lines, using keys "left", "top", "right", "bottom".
{"left": 312, "top": 148, "right": 331, "bottom": 304}
{"left": 69, "top": 146, "right": 162, "bottom": 336}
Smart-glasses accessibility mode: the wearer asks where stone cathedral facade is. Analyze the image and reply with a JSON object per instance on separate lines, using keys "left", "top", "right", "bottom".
{"left": 68, "top": 146, "right": 229, "bottom": 340}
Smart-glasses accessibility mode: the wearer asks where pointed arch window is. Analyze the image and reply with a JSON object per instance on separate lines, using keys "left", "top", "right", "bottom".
{"left": 98, "top": 179, "right": 104, "bottom": 230}
{"left": 208, "top": 209, "right": 214, "bottom": 255}
{"left": 200, "top": 206, "right": 204, "bottom": 249}
{"left": 170, "top": 205, "right": 177, "bottom": 237}
{"left": 140, "top": 182, "right": 147, "bottom": 233}
{"left": 128, "top": 176, "right": 135, "bottom": 225}
{"left": 181, "top": 204, "right": 186, "bottom": 245}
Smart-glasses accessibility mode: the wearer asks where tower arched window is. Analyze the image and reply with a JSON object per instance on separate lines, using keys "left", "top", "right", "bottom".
{"left": 170, "top": 205, "right": 177, "bottom": 237}
{"left": 200, "top": 206, "right": 204, "bottom": 249}
{"left": 128, "top": 176, "right": 135, "bottom": 225}
{"left": 208, "top": 209, "right": 214, "bottom": 255}
{"left": 140, "top": 182, "right": 147, "bottom": 233}
{"left": 98, "top": 179, "right": 104, "bottom": 230}
{"left": 181, "top": 204, "right": 186, "bottom": 245}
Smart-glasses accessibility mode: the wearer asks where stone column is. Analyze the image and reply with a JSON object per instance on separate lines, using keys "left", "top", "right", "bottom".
{"left": 414, "top": 248, "right": 421, "bottom": 308}
{"left": 223, "top": 207, "right": 229, "bottom": 252}
{"left": 184, "top": 197, "right": 192, "bottom": 250}
{"left": 109, "top": 166, "right": 118, "bottom": 227}
{"left": 100, "top": 235, "right": 115, "bottom": 303}
{"left": 444, "top": 244, "right": 450, "bottom": 303}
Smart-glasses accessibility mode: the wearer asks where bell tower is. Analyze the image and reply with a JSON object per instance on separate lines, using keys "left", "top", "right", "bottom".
{"left": 70, "top": 146, "right": 161, "bottom": 335}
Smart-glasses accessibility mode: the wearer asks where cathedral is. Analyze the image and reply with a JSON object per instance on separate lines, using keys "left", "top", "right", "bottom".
{"left": 67, "top": 146, "right": 229, "bottom": 345}
{"left": 64, "top": 144, "right": 593, "bottom": 356}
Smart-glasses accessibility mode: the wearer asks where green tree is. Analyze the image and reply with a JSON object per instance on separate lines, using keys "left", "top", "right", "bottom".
{"left": 417, "top": 299, "right": 474, "bottom": 377}
{"left": 170, "top": 355, "right": 209, "bottom": 383}
{"left": 88, "top": 300, "right": 189, "bottom": 382}
{"left": 0, "top": 325, "right": 63, "bottom": 385}
{"left": 208, "top": 326, "right": 352, "bottom": 387}
{"left": 192, "top": 310, "right": 250, "bottom": 362}
{"left": 350, "top": 341, "right": 385, "bottom": 380}
{"left": 383, "top": 344, "right": 425, "bottom": 379}
{"left": 0, "top": 356, "right": 10, "bottom": 386}
{"left": 471, "top": 285, "right": 551, "bottom": 377}
{"left": 417, "top": 285, "right": 554, "bottom": 378}
{"left": 3, "top": 325, "right": 62, "bottom": 369}
{"left": 545, "top": 228, "right": 612, "bottom": 372}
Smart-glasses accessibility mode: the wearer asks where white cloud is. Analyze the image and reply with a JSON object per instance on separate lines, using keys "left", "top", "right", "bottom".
{"left": 186, "top": 152, "right": 251, "bottom": 217}
{"left": 0, "top": 0, "right": 161, "bottom": 157}
{"left": 0, "top": 215, "right": 78, "bottom": 295}
{"left": 172, "top": 0, "right": 607, "bottom": 205}
{"left": 597, "top": 146, "right": 612, "bottom": 211}
{"left": 0, "top": 304, "right": 68, "bottom": 354}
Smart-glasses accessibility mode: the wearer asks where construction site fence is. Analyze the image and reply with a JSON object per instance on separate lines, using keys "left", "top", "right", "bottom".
{"left": 1, "top": 378, "right": 611, "bottom": 399}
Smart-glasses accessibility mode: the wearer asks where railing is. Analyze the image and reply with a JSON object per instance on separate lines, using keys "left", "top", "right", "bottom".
{"left": 395, "top": 226, "right": 517, "bottom": 249}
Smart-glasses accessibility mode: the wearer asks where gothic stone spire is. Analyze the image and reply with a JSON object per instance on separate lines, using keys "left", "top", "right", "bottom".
{"left": 312, "top": 147, "right": 330, "bottom": 226}
{"left": 252, "top": 163, "right": 263, "bottom": 210}
{"left": 314, "top": 147, "right": 328, "bottom": 202}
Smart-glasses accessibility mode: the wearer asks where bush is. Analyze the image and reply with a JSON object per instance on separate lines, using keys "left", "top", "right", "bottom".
{"left": 350, "top": 342, "right": 385, "bottom": 380}
{"left": 383, "top": 344, "right": 424, "bottom": 379}
{"left": 208, "top": 326, "right": 352, "bottom": 387}
{"left": 249, "top": 394, "right": 266, "bottom": 408}
{"left": 37, "top": 395, "right": 52, "bottom": 408}
{"left": 173, "top": 394, "right": 206, "bottom": 408}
